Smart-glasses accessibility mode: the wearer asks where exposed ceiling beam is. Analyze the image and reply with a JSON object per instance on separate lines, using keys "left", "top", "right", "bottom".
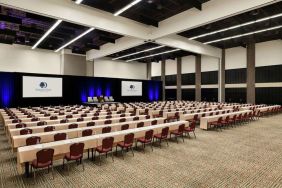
{"left": 86, "top": 37, "right": 144, "bottom": 60}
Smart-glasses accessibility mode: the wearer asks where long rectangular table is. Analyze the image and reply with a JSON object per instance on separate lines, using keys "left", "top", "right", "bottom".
{"left": 17, "top": 120, "right": 188, "bottom": 174}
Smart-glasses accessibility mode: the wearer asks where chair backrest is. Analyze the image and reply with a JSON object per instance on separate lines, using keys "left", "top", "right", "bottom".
{"left": 104, "top": 120, "right": 112, "bottom": 124}
{"left": 70, "top": 143, "right": 85, "bottom": 157}
{"left": 137, "top": 122, "right": 144, "bottom": 128}
{"left": 119, "top": 118, "right": 126, "bottom": 123}
{"left": 44, "top": 126, "right": 55, "bottom": 132}
{"left": 68, "top": 123, "right": 78, "bottom": 129}
{"left": 81, "top": 114, "right": 87, "bottom": 117}
{"left": 102, "top": 126, "right": 111, "bottom": 133}
{"left": 232, "top": 114, "right": 237, "bottom": 120}
{"left": 102, "top": 137, "right": 114, "bottom": 150}
{"left": 217, "top": 117, "right": 223, "bottom": 122}
{"left": 60, "top": 119, "right": 69, "bottom": 124}
{"left": 59, "top": 112, "right": 65, "bottom": 115}
{"left": 145, "top": 115, "right": 150, "bottom": 119}
{"left": 50, "top": 116, "right": 58, "bottom": 120}
{"left": 87, "top": 122, "right": 95, "bottom": 127}
{"left": 133, "top": 116, "right": 139, "bottom": 121}
{"left": 66, "top": 115, "right": 73, "bottom": 119}
{"left": 12, "top": 119, "right": 21, "bottom": 123}
{"left": 202, "top": 113, "right": 206, "bottom": 117}
{"left": 209, "top": 112, "right": 213, "bottom": 116}
{"left": 36, "top": 148, "right": 54, "bottom": 164}
{"left": 106, "top": 115, "right": 112, "bottom": 119}
{"left": 82, "top": 129, "right": 93, "bottom": 137}
{"left": 193, "top": 114, "right": 198, "bottom": 120}
{"left": 20, "top": 128, "right": 32, "bottom": 135}
{"left": 189, "top": 122, "right": 196, "bottom": 130}
{"left": 54, "top": 133, "right": 67, "bottom": 141}
{"left": 37, "top": 121, "right": 47, "bottom": 126}
{"left": 124, "top": 133, "right": 134, "bottom": 145}
{"left": 31, "top": 117, "right": 39, "bottom": 122}
{"left": 121, "top": 124, "right": 129, "bottom": 130}
{"left": 145, "top": 130, "right": 154, "bottom": 141}
{"left": 151, "top": 120, "right": 158, "bottom": 125}
{"left": 161, "top": 127, "right": 169, "bottom": 137}
{"left": 77, "top": 117, "right": 84, "bottom": 122}
{"left": 16, "top": 123, "right": 26, "bottom": 129}
{"left": 92, "top": 116, "right": 99, "bottom": 120}
{"left": 178, "top": 124, "right": 185, "bottom": 133}
{"left": 26, "top": 136, "right": 41, "bottom": 146}
{"left": 225, "top": 116, "right": 230, "bottom": 121}
{"left": 215, "top": 112, "right": 219, "bottom": 115}
{"left": 120, "top": 114, "right": 126, "bottom": 117}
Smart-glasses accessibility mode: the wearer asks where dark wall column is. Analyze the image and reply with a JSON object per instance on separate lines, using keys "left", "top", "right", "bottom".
{"left": 247, "top": 43, "right": 256, "bottom": 104}
{"left": 161, "top": 59, "right": 166, "bottom": 101}
{"left": 195, "top": 55, "right": 201, "bottom": 101}
{"left": 177, "top": 57, "right": 182, "bottom": 100}
{"left": 219, "top": 49, "right": 225, "bottom": 102}
{"left": 147, "top": 62, "right": 152, "bottom": 80}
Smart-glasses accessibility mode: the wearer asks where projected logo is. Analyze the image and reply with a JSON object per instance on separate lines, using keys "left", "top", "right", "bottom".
{"left": 39, "top": 82, "right": 48, "bottom": 88}
{"left": 129, "top": 85, "right": 135, "bottom": 90}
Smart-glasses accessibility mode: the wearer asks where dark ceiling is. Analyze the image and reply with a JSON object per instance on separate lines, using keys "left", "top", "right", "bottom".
{"left": 0, "top": 6, "right": 122, "bottom": 54}
{"left": 108, "top": 42, "right": 196, "bottom": 63}
{"left": 78, "top": 0, "right": 209, "bottom": 27}
{"left": 179, "top": 1, "right": 282, "bottom": 49}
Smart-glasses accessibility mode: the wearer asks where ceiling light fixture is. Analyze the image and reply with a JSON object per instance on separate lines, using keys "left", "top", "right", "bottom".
{"left": 32, "top": 20, "right": 62, "bottom": 50}
{"left": 112, "top": 45, "right": 165, "bottom": 60}
{"left": 55, "top": 28, "right": 94, "bottom": 52}
{"left": 126, "top": 49, "right": 181, "bottom": 62}
{"left": 75, "top": 0, "right": 84, "bottom": 4}
{"left": 189, "top": 13, "right": 282, "bottom": 40}
{"left": 204, "top": 25, "right": 282, "bottom": 44}
{"left": 114, "top": 0, "right": 142, "bottom": 16}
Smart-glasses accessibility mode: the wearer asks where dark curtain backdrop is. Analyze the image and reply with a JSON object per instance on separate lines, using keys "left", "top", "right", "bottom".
{"left": 0, "top": 71, "right": 162, "bottom": 108}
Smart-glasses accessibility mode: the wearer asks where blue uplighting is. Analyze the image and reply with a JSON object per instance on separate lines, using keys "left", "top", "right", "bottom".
{"left": 0, "top": 73, "right": 14, "bottom": 107}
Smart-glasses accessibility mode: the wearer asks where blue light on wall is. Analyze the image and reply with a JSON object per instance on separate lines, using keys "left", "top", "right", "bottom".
{"left": 148, "top": 81, "right": 160, "bottom": 102}
{"left": 154, "top": 84, "right": 160, "bottom": 101}
{"left": 105, "top": 83, "right": 111, "bottom": 97}
{"left": 88, "top": 87, "right": 95, "bottom": 97}
{"left": 96, "top": 86, "right": 102, "bottom": 96}
{"left": 0, "top": 73, "right": 14, "bottom": 107}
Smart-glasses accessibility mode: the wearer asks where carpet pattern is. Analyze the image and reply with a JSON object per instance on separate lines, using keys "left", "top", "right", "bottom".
{"left": 0, "top": 115, "right": 282, "bottom": 188}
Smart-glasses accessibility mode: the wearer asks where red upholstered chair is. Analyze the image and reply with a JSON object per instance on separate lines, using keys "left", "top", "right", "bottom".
{"left": 208, "top": 117, "right": 223, "bottom": 130}
{"left": 170, "top": 124, "right": 185, "bottom": 143}
{"left": 221, "top": 116, "right": 230, "bottom": 128}
{"left": 16, "top": 123, "right": 26, "bottom": 129}
{"left": 77, "top": 117, "right": 84, "bottom": 122}
{"left": 12, "top": 119, "right": 21, "bottom": 123}
{"left": 189, "top": 114, "right": 199, "bottom": 124}
{"left": 66, "top": 115, "right": 73, "bottom": 119}
{"left": 20, "top": 128, "right": 32, "bottom": 135}
{"left": 94, "top": 137, "right": 114, "bottom": 165}
{"left": 145, "top": 115, "right": 150, "bottom": 119}
{"left": 133, "top": 116, "right": 139, "bottom": 121}
{"left": 104, "top": 120, "right": 112, "bottom": 125}
{"left": 81, "top": 114, "right": 87, "bottom": 117}
{"left": 119, "top": 118, "right": 126, "bottom": 123}
{"left": 72, "top": 111, "right": 78, "bottom": 114}
{"left": 63, "top": 143, "right": 85, "bottom": 174}
{"left": 82, "top": 129, "right": 93, "bottom": 137}
{"left": 184, "top": 122, "right": 196, "bottom": 138}
{"left": 59, "top": 112, "right": 65, "bottom": 115}
{"left": 50, "top": 116, "right": 58, "bottom": 120}
{"left": 151, "top": 120, "right": 158, "bottom": 125}
{"left": 106, "top": 115, "right": 112, "bottom": 119}
{"left": 44, "top": 126, "right": 55, "bottom": 132}
{"left": 54, "top": 133, "right": 67, "bottom": 141}
{"left": 236, "top": 114, "right": 243, "bottom": 124}
{"left": 31, "top": 148, "right": 54, "bottom": 181}
{"left": 136, "top": 130, "right": 154, "bottom": 152}
{"left": 153, "top": 127, "right": 169, "bottom": 147}
{"left": 121, "top": 124, "right": 129, "bottom": 130}
{"left": 87, "top": 122, "right": 95, "bottom": 127}
{"left": 116, "top": 133, "right": 134, "bottom": 159}
{"left": 102, "top": 126, "right": 111, "bottom": 134}
{"left": 137, "top": 122, "right": 144, "bottom": 128}
{"left": 26, "top": 136, "right": 41, "bottom": 146}
{"left": 60, "top": 119, "right": 69, "bottom": 124}
{"left": 37, "top": 121, "right": 47, "bottom": 126}
{"left": 68, "top": 123, "right": 78, "bottom": 129}
{"left": 92, "top": 116, "right": 99, "bottom": 120}
{"left": 31, "top": 117, "right": 39, "bottom": 122}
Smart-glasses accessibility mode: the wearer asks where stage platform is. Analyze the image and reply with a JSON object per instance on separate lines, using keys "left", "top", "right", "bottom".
{"left": 83, "top": 101, "right": 119, "bottom": 107}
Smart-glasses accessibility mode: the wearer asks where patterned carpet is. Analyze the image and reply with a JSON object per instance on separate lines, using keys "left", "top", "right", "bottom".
{"left": 0, "top": 115, "right": 282, "bottom": 188}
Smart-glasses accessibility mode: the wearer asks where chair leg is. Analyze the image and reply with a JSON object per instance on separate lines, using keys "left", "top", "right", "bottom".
{"left": 182, "top": 134, "right": 184, "bottom": 142}
{"left": 121, "top": 147, "right": 124, "bottom": 160}
{"left": 151, "top": 142, "right": 153, "bottom": 151}
{"left": 62, "top": 158, "right": 65, "bottom": 169}
{"left": 99, "top": 152, "right": 101, "bottom": 166}
{"left": 66, "top": 161, "right": 69, "bottom": 175}
{"left": 159, "top": 139, "right": 162, "bottom": 148}
{"left": 87, "top": 149, "right": 89, "bottom": 159}
{"left": 166, "top": 138, "right": 169, "bottom": 146}
{"left": 193, "top": 131, "right": 196, "bottom": 138}
{"left": 116, "top": 145, "right": 118, "bottom": 156}
{"left": 82, "top": 158, "right": 85, "bottom": 171}
{"left": 111, "top": 151, "right": 114, "bottom": 162}
{"left": 131, "top": 147, "right": 134, "bottom": 157}
{"left": 33, "top": 167, "right": 36, "bottom": 183}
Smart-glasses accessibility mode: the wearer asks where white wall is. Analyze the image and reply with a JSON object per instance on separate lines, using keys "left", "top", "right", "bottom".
{"left": 63, "top": 54, "right": 86, "bottom": 76}
{"left": 225, "top": 47, "right": 247, "bottom": 70}
{"left": 0, "top": 43, "right": 61, "bottom": 74}
{"left": 201, "top": 55, "right": 219, "bottom": 72}
{"left": 182, "top": 55, "right": 195, "bottom": 74}
{"left": 256, "top": 40, "right": 282, "bottom": 67}
{"left": 165, "top": 59, "right": 177, "bottom": 75}
{"left": 94, "top": 58, "right": 147, "bottom": 80}
{"left": 151, "top": 61, "right": 161, "bottom": 77}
